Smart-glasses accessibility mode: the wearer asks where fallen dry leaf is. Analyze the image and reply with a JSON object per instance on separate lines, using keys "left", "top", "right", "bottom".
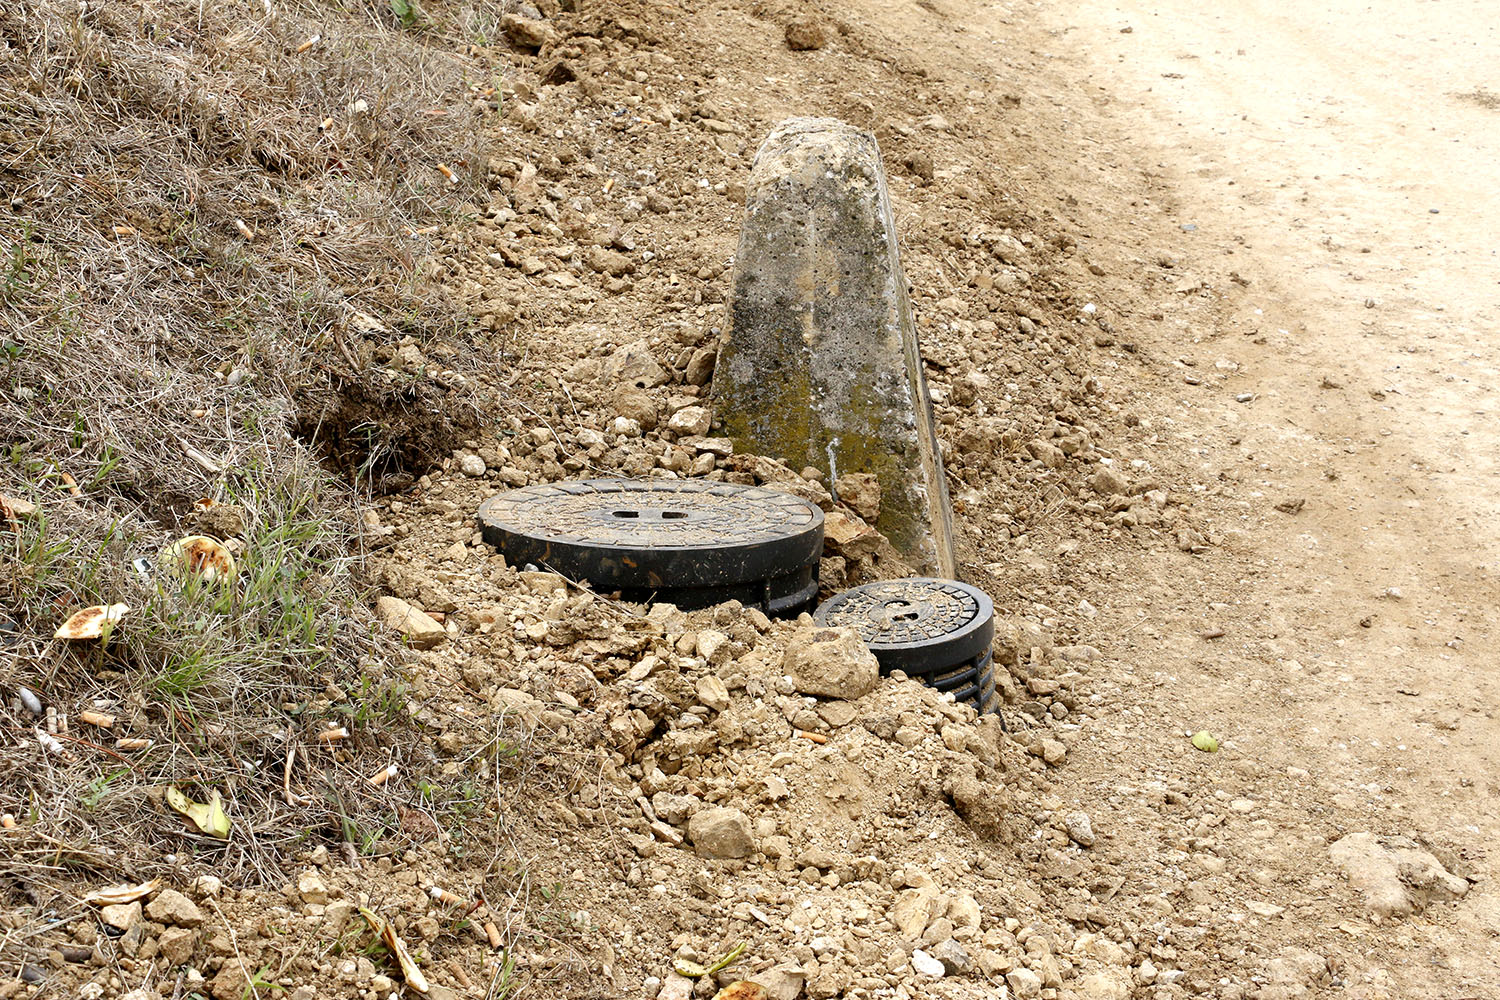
{"left": 360, "top": 907, "right": 430, "bottom": 993}
{"left": 398, "top": 805, "right": 442, "bottom": 842}
{"left": 3, "top": 494, "right": 37, "bottom": 517}
{"left": 165, "top": 787, "right": 231, "bottom": 838}
{"left": 83, "top": 879, "right": 160, "bottom": 906}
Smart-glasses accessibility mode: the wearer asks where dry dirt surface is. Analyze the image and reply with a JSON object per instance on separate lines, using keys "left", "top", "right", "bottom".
{"left": 5, "top": 0, "right": 1500, "bottom": 999}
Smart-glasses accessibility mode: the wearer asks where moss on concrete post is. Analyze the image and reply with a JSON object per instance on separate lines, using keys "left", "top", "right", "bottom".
{"left": 714, "top": 117, "right": 957, "bottom": 576}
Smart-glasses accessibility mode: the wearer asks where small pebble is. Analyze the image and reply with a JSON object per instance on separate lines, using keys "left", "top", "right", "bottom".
{"left": 911, "top": 949, "right": 946, "bottom": 979}
{"left": 1064, "top": 810, "right": 1096, "bottom": 847}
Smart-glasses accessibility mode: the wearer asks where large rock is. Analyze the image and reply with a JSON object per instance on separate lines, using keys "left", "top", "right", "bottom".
{"left": 889, "top": 885, "right": 941, "bottom": 939}
{"left": 910, "top": 949, "right": 946, "bottom": 978}
{"left": 833, "top": 473, "right": 881, "bottom": 523}
{"left": 1329, "top": 832, "right": 1470, "bottom": 923}
{"left": 687, "top": 806, "right": 755, "bottom": 858}
{"left": 100, "top": 901, "right": 142, "bottom": 933}
{"left": 157, "top": 926, "right": 198, "bottom": 966}
{"left": 612, "top": 385, "right": 659, "bottom": 429}
{"left": 145, "top": 888, "right": 203, "bottom": 928}
{"left": 296, "top": 870, "right": 330, "bottom": 905}
{"left": 784, "top": 18, "right": 830, "bottom": 51}
{"left": 375, "top": 595, "right": 447, "bottom": 649}
{"left": 782, "top": 627, "right": 878, "bottom": 700}
{"left": 1064, "top": 810, "right": 1096, "bottom": 847}
{"left": 930, "top": 938, "right": 971, "bottom": 976}
{"left": 754, "top": 965, "right": 807, "bottom": 1000}
{"left": 604, "top": 339, "right": 669, "bottom": 388}
{"left": 210, "top": 960, "right": 253, "bottom": 1000}
{"left": 1006, "top": 968, "right": 1043, "bottom": 999}
{"left": 715, "top": 118, "right": 956, "bottom": 576}
{"left": 666, "top": 405, "right": 711, "bottom": 436}
{"left": 821, "top": 510, "right": 881, "bottom": 560}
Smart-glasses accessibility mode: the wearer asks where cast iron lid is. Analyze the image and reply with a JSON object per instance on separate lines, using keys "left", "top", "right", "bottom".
{"left": 477, "top": 478, "right": 825, "bottom": 590}
{"left": 813, "top": 577, "right": 995, "bottom": 675}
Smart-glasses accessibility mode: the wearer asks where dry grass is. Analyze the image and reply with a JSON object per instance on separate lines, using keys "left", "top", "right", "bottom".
{"left": 0, "top": 0, "right": 506, "bottom": 491}
{"left": 0, "top": 0, "right": 513, "bottom": 908}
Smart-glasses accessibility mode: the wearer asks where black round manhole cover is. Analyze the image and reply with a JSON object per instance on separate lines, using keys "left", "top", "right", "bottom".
{"left": 813, "top": 578, "right": 995, "bottom": 675}
{"left": 477, "top": 479, "right": 824, "bottom": 614}
{"left": 815, "top": 578, "right": 997, "bottom": 712}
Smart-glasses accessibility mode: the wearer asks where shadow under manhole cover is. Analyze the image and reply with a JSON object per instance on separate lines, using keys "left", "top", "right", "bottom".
{"left": 815, "top": 578, "right": 998, "bottom": 714}
{"left": 476, "top": 478, "right": 824, "bottom": 616}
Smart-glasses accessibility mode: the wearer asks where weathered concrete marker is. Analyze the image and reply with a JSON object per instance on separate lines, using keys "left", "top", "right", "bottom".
{"left": 714, "top": 117, "right": 957, "bottom": 576}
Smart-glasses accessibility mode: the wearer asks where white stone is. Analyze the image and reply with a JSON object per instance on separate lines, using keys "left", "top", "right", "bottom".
{"left": 1064, "top": 810, "right": 1095, "bottom": 847}
{"left": 666, "top": 405, "right": 711, "bottom": 435}
{"left": 696, "top": 628, "right": 730, "bottom": 664}
{"left": 911, "top": 949, "right": 946, "bottom": 978}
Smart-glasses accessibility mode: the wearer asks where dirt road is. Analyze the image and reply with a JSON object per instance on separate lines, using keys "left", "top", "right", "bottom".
{"left": 977, "top": 0, "right": 1500, "bottom": 994}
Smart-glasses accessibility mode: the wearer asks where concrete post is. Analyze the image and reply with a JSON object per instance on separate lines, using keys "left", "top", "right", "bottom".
{"left": 713, "top": 117, "right": 957, "bottom": 577}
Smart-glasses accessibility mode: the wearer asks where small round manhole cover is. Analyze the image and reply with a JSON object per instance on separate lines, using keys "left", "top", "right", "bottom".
{"left": 813, "top": 578, "right": 994, "bottom": 676}
{"left": 477, "top": 479, "right": 824, "bottom": 609}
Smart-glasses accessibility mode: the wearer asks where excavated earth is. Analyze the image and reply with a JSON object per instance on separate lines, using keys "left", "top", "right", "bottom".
{"left": 13, "top": 0, "right": 1500, "bottom": 999}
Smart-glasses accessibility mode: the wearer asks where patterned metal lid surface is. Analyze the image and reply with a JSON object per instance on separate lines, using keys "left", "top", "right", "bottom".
{"left": 814, "top": 577, "right": 995, "bottom": 675}
{"left": 477, "top": 478, "right": 824, "bottom": 589}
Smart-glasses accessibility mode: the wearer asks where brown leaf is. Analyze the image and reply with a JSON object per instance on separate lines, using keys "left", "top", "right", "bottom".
{"left": 398, "top": 806, "right": 442, "bottom": 842}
